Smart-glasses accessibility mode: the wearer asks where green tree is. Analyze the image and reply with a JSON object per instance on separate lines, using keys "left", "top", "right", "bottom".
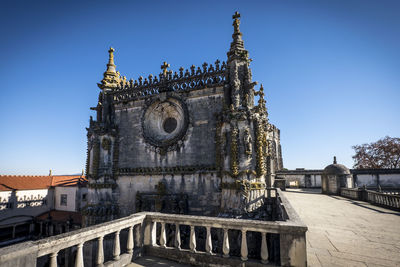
{"left": 352, "top": 136, "right": 400, "bottom": 169}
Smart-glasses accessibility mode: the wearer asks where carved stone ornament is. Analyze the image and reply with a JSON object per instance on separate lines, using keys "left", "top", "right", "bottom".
{"left": 142, "top": 97, "right": 189, "bottom": 151}
{"left": 243, "top": 128, "right": 252, "bottom": 156}
{"left": 101, "top": 138, "right": 111, "bottom": 150}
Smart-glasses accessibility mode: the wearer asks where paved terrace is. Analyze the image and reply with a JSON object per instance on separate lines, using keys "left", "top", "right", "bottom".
{"left": 282, "top": 189, "right": 400, "bottom": 267}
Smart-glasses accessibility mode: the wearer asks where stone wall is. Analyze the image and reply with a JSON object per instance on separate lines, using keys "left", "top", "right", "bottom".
{"left": 352, "top": 169, "right": 400, "bottom": 188}
{"left": 276, "top": 170, "right": 322, "bottom": 188}
{"left": 115, "top": 87, "right": 224, "bottom": 169}
{"left": 117, "top": 173, "right": 221, "bottom": 216}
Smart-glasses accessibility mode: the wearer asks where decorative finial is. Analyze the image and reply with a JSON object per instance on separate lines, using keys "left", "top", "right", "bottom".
{"left": 98, "top": 47, "right": 119, "bottom": 89}
{"left": 49, "top": 169, "right": 52, "bottom": 176}
{"left": 81, "top": 169, "right": 84, "bottom": 176}
{"left": 108, "top": 47, "right": 115, "bottom": 65}
{"left": 333, "top": 156, "right": 337, "bottom": 164}
{"left": 161, "top": 61, "right": 170, "bottom": 76}
{"left": 227, "top": 12, "right": 248, "bottom": 62}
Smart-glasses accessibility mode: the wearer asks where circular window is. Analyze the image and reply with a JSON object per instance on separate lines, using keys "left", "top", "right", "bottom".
{"left": 163, "top": 117, "right": 177, "bottom": 133}
{"left": 142, "top": 98, "right": 188, "bottom": 149}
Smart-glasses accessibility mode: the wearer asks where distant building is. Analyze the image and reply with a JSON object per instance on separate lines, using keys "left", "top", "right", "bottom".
{"left": 0, "top": 174, "right": 87, "bottom": 246}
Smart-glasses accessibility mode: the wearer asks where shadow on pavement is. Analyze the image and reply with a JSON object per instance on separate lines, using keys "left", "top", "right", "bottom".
{"left": 328, "top": 195, "right": 400, "bottom": 216}
{"left": 285, "top": 188, "right": 322, "bottom": 194}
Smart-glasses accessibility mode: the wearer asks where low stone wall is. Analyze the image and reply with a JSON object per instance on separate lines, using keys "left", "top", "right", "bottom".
{"left": 0, "top": 190, "right": 307, "bottom": 267}
{"left": 340, "top": 188, "right": 361, "bottom": 200}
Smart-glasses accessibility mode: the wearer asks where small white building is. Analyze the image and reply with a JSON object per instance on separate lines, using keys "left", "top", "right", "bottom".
{"left": 0, "top": 174, "right": 87, "bottom": 246}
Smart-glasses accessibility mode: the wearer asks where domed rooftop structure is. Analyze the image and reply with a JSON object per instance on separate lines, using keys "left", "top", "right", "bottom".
{"left": 323, "top": 157, "right": 350, "bottom": 175}
{"left": 322, "top": 156, "right": 353, "bottom": 195}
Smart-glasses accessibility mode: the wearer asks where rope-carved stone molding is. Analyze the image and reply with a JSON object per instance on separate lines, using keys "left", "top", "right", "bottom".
{"left": 220, "top": 180, "right": 266, "bottom": 191}
{"left": 118, "top": 165, "right": 216, "bottom": 175}
{"left": 112, "top": 60, "right": 227, "bottom": 103}
{"left": 87, "top": 183, "right": 117, "bottom": 189}
{"left": 221, "top": 169, "right": 257, "bottom": 178}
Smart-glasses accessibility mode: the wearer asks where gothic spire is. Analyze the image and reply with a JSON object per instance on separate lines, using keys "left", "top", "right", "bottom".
{"left": 98, "top": 47, "right": 120, "bottom": 90}
{"left": 227, "top": 12, "right": 249, "bottom": 62}
{"left": 106, "top": 47, "right": 116, "bottom": 74}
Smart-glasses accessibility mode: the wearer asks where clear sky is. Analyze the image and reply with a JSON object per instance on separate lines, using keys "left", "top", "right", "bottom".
{"left": 0, "top": 0, "right": 399, "bottom": 175}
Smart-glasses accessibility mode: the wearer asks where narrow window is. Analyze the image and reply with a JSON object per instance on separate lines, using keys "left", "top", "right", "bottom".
{"left": 60, "top": 194, "right": 67, "bottom": 206}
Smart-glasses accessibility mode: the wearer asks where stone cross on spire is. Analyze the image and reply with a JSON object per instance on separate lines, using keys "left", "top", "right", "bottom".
{"left": 161, "top": 61, "right": 170, "bottom": 76}
{"left": 232, "top": 11, "right": 241, "bottom": 34}
{"left": 227, "top": 11, "right": 248, "bottom": 62}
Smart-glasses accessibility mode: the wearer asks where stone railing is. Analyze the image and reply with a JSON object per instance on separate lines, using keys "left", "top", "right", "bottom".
{"left": 0, "top": 213, "right": 146, "bottom": 267}
{"left": 0, "top": 190, "right": 307, "bottom": 267}
{"left": 340, "top": 188, "right": 361, "bottom": 200}
{"left": 366, "top": 190, "right": 400, "bottom": 210}
{"left": 340, "top": 188, "right": 400, "bottom": 211}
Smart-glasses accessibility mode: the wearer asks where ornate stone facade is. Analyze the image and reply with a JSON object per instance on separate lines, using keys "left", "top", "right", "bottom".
{"left": 84, "top": 12, "right": 283, "bottom": 224}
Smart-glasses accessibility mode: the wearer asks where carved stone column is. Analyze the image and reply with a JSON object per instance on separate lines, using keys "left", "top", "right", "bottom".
{"left": 151, "top": 222, "right": 157, "bottom": 246}
{"left": 223, "top": 229, "right": 229, "bottom": 258}
{"left": 241, "top": 230, "right": 248, "bottom": 261}
{"left": 261, "top": 232, "right": 269, "bottom": 264}
{"left": 127, "top": 226, "right": 134, "bottom": 254}
{"left": 189, "top": 226, "right": 196, "bottom": 252}
{"left": 175, "top": 224, "right": 181, "bottom": 250}
{"left": 96, "top": 236, "right": 104, "bottom": 266}
{"left": 205, "top": 226, "right": 212, "bottom": 254}
{"left": 75, "top": 242, "right": 84, "bottom": 267}
{"left": 113, "top": 230, "right": 120, "bottom": 261}
{"left": 160, "top": 222, "right": 166, "bottom": 248}
{"left": 49, "top": 251, "right": 58, "bottom": 267}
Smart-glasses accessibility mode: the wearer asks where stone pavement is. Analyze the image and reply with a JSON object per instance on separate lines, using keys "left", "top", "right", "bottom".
{"left": 127, "top": 256, "right": 190, "bottom": 267}
{"left": 282, "top": 188, "right": 400, "bottom": 267}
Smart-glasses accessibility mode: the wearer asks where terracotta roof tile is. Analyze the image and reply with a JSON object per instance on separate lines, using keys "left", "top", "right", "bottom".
{"left": 0, "top": 175, "right": 86, "bottom": 191}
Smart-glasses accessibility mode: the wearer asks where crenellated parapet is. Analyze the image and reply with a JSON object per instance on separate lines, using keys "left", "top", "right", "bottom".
{"left": 111, "top": 60, "right": 227, "bottom": 103}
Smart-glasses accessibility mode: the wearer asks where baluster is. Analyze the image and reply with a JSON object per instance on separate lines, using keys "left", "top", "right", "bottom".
{"left": 113, "top": 230, "right": 121, "bottom": 261}
{"left": 205, "top": 226, "right": 212, "bottom": 254}
{"left": 189, "top": 225, "right": 196, "bottom": 252}
{"left": 241, "top": 230, "right": 248, "bottom": 261}
{"left": 75, "top": 242, "right": 84, "bottom": 267}
{"left": 160, "top": 222, "right": 166, "bottom": 248}
{"left": 127, "top": 226, "right": 134, "bottom": 254}
{"left": 261, "top": 232, "right": 269, "bottom": 264}
{"left": 175, "top": 223, "right": 181, "bottom": 250}
{"left": 151, "top": 222, "right": 157, "bottom": 246}
{"left": 49, "top": 251, "right": 58, "bottom": 267}
{"left": 96, "top": 236, "right": 104, "bottom": 266}
{"left": 223, "top": 229, "right": 229, "bottom": 258}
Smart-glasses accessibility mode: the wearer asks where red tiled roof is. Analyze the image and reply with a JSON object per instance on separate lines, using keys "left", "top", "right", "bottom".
{"left": 36, "top": 210, "right": 82, "bottom": 224}
{"left": 0, "top": 175, "right": 87, "bottom": 191}
{"left": 51, "top": 176, "right": 87, "bottom": 187}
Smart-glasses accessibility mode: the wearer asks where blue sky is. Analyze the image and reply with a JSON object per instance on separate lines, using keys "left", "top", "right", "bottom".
{"left": 0, "top": 0, "right": 399, "bottom": 175}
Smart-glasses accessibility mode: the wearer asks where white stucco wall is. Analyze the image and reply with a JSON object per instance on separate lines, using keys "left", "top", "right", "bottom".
{"left": 356, "top": 174, "right": 377, "bottom": 187}
{"left": 379, "top": 174, "right": 400, "bottom": 187}
{"left": 54, "top": 187, "right": 77, "bottom": 212}
{"left": 0, "top": 189, "right": 53, "bottom": 226}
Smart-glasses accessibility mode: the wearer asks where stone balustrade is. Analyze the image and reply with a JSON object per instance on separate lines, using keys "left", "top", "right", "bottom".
{"left": 366, "top": 190, "right": 400, "bottom": 210}
{"left": 0, "top": 190, "right": 307, "bottom": 267}
{"left": 0, "top": 213, "right": 146, "bottom": 267}
{"left": 340, "top": 188, "right": 400, "bottom": 211}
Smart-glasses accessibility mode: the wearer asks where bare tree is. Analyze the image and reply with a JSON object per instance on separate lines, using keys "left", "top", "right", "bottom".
{"left": 352, "top": 136, "right": 400, "bottom": 169}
